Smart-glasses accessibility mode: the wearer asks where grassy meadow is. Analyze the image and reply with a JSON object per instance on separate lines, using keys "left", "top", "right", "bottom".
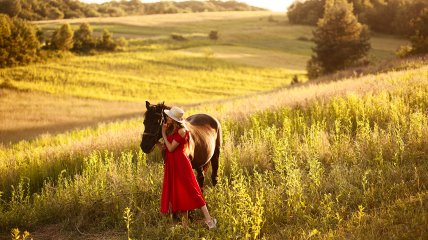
{"left": 1, "top": 11, "right": 426, "bottom": 240}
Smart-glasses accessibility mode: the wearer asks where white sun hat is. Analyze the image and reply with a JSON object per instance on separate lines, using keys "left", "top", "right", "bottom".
{"left": 164, "top": 106, "right": 186, "bottom": 123}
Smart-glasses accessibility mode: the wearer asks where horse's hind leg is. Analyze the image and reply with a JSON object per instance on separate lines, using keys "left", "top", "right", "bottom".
{"left": 196, "top": 168, "right": 205, "bottom": 190}
{"left": 210, "top": 147, "right": 220, "bottom": 186}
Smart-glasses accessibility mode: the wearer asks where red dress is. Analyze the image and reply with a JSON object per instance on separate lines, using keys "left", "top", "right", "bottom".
{"left": 160, "top": 130, "right": 206, "bottom": 214}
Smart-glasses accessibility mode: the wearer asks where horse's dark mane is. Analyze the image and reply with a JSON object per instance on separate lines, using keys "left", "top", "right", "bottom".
{"left": 144, "top": 102, "right": 170, "bottom": 117}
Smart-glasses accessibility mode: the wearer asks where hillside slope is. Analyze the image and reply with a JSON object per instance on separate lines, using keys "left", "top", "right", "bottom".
{"left": 1, "top": 59, "right": 427, "bottom": 239}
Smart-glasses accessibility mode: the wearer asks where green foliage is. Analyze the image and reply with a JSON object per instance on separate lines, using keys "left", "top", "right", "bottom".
{"left": 410, "top": 8, "right": 428, "bottom": 55}
{"left": 395, "top": 44, "right": 412, "bottom": 58}
{"left": 10, "top": 228, "right": 31, "bottom": 240}
{"left": 116, "top": 37, "right": 128, "bottom": 51}
{"left": 288, "top": 0, "right": 428, "bottom": 38}
{"left": 47, "top": 7, "right": 64, "bottom": 20}
{"left": 208, "top": 30, "right": 218, "bottom": 40}
{"left": 0, "top": 12, "right": 425, "bottom": 239}
{"left": 0, "top": 64, "right": 428, "bottom": 238}
{"left": 72, "top": 23, "right": 95, "bottom": 53}
{"left": 170, "top": 33, "right": 187, "bottom": 41}
{"left": 287, "top": 0, "right": 325, "bottom": 25}
{"left": 308, "top": 0, "right": 370, "bottom": 78}
{"left": 0, "top": 14, "right": 12, "bottom": 67}
{"left": 0, "top": 14, "right": 40, "bottom": 68}
{"left": 123, "top": 207, "right": 133, "bottom": 240}
{"left": 97, "top": 28, "right": 116, "bottom": 51}
{"left": 0, "top": 0, "right": 22, "bottom": 18}
{"left": 51, "top": 23, "right": 73, "bottom": 51}
{"left": 11, "top": 0, "right": 262, "bottom": 21}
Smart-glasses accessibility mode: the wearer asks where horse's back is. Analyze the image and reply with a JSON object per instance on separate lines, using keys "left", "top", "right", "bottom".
{"left": 186, "top": 114, "right": 220, "bottom": 129}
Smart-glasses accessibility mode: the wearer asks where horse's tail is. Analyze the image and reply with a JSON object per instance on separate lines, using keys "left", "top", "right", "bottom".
{"left": 211, "top": 119, "right": 221, "bottom": 186}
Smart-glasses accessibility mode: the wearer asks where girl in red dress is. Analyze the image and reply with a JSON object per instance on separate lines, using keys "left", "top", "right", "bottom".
{"left": 160, "top": 106, "right": 217, "bottom": 230}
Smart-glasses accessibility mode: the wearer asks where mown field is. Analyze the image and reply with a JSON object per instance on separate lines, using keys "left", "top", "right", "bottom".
{"left": 1, "top": 11, "right": 425, "bottom": 240}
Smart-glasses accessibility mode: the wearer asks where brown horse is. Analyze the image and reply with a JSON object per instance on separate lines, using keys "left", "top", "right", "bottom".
{"left": 140, "top": 101, "right": 221, "bottom": 188}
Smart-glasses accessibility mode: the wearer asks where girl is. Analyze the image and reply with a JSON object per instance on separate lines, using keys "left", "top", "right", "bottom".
{"left": 160, "top": 106, "right": 217, "bottom": 230}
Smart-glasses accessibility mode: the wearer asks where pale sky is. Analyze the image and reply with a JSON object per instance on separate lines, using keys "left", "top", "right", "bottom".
{"left": 81, "top": 0, "right": 294, "bottom": 12}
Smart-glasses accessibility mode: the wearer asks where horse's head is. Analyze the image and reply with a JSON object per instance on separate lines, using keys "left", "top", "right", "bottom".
{"left": 140, "top": 101, "right": 167, "bottom": 153}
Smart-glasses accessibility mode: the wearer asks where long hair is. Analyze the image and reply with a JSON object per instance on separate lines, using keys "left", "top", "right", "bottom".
{"left": 166, "top": 119, "right": 187, "bottom": 136}
{"left": 173, "top": 120, "right": 187, "bottom": 131}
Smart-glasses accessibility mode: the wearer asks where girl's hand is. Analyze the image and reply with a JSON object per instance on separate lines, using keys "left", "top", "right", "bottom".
{"left": 162, "top": 123, "right": 168, "bottom": 135}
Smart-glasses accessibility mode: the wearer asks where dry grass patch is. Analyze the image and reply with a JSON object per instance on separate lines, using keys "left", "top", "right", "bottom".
{"left": 0, "top": 89, "right": 145, "bottom": 144}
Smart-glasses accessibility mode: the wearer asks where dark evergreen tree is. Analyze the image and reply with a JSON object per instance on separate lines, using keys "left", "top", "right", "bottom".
{"left": 51, "top": 23, "right": 73, "bottom": 51}
{"left": 307, "top": 0, "right": 370, "bottom": 78}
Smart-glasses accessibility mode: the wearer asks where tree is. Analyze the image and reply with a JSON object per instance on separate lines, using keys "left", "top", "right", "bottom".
{"left": 409, "top": 8, "right": 428, "bottom": 55}
{"left": 307, "top": 0, "right": 370, "bottom": 78}
{"left": 0, "top": 14, "right": 40, "bottom": 68}
{"left": 47, "top": 7, "right": 64, "bottom": 19}
{"left": 8, "top": 17, "right": 40, "bottom": 65}
{"left": 97, "top": 28, "right": 116, "bottom": 51}
{"left": 0, "top": 0, "right": 22, "bottom": 17}
{"left": 73, "top": 23, "right": 94, "bottom": 52}
{"left": 287, "top": 0, "right": 325, "bottom": 25}
{"left": 51, "top": 23, "right": 73, "bottom": 51}
{"left": 0, "top": 14, "right": 12, "bottom": 67}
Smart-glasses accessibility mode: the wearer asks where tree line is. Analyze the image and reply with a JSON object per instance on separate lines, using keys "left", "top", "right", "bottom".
{"left": 0, "top": 13, "right": 127, "bottom": 68}
{"left": 288, "top": 0, "right": 427, "bottom": 37}
{"left": 305, "top": 0, "right": 427, "bottom": 79}
{"left": 0, "top": 0, "right": 263, "bottom": 21}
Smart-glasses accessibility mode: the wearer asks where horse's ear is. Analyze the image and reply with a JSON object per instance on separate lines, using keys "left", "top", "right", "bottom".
{"left": 146, "top": 101, "right": 150, "bottom": 109}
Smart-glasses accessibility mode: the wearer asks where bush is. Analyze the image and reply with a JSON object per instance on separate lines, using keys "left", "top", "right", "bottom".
{"left": 208, "top": 30, "right": 218, "bottom": 40}
{"left": 97, "top": 28, "right": 117, "bottom": 51}
{"left": 170, "top": 33, "right": 187, "bottom": 41}
{"left": 395, "top": 45, "right": 413, "bottom": 58}
{"left": 297, "top": 36, "right": 310, "bottom": 41}
{"left": 50, "top": 23, "right": 74, "bottom": 51}
{"left": 73, "top": 23, "right": 95, "bottom": 52}
{"left": 115, "top": 37, "right": 128, "bottom": 51}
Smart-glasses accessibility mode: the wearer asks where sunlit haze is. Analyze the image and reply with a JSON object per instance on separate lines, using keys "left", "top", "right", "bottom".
{"left": 81, "top": 0, "right": 294, "bottom": 12}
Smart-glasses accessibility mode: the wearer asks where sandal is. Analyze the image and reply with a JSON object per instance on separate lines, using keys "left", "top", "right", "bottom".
{"left": 206, "top": 218, "right": 217, "bottom": 230}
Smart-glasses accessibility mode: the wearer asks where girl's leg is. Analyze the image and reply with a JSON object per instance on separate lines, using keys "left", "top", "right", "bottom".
{"left": 181, "top": 211, "right": 189, "bottom": 228}
{"left": 200, "top": 205, "right": 212, "bottom": 221}
{"left": 201, "top": 205, "right": 216, "bottom": 229}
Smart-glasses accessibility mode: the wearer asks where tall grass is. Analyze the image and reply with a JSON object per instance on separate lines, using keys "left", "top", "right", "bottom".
{"left": 1, "top": 64, "right": 427, "bottom": 239}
